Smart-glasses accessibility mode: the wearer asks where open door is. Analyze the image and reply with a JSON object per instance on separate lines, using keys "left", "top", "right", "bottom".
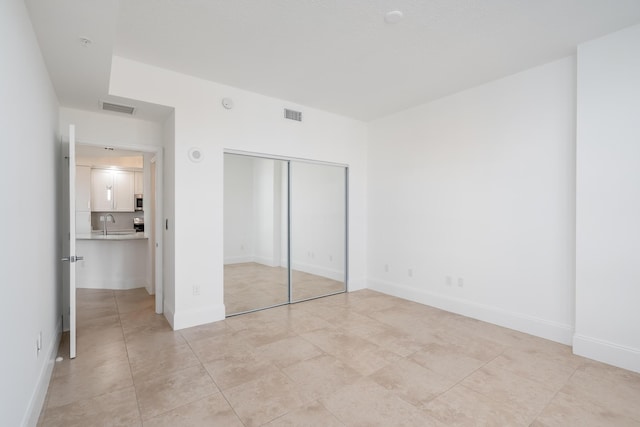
{"left": 61, "top": 124, "right": 81, "bottom": 359}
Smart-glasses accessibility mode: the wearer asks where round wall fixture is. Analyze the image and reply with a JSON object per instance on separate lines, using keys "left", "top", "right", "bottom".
{"left": 188, "top": 147, "right": 204, "bottom": 163}
{"left": 221, "top": 98, "right": 234, "bottom": 109}
{"left": 384, "top": 10, "right": 404, "bottom": 24}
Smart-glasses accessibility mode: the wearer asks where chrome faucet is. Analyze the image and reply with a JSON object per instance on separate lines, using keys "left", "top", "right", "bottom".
{"left": 102, "top": 213, "right": 115, "bottom": 235}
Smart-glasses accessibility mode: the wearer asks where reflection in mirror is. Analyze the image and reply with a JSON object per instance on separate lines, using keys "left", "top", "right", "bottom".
{"left": 290, "top": 162, "right": 346, "bottom": 301}
{"left": 223, "top": 154, "right": 289, "bottom": 315}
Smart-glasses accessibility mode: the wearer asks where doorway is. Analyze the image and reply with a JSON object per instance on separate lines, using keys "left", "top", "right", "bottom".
{"left": 62, "top": 134, "right": 164, "bottom": 358}
{"left": 223, "top": 152, "right": 348, "bottom": 316}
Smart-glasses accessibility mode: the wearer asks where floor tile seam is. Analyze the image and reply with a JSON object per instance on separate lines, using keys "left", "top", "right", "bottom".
{"left": 317, "top": 395, "right": 348, "bottom": 426}
{"left": 217, "top": 387, "right": 250, "bottom": 427}
{"left": 316, "top": 399, "right": 348, "bottom": 427}
{"left": 294, "top": 332, "right": 332, "bottom": 359}
{"left": 427, "top": 344, "right": 508, "bottom": 404}
{"left": 180, "top": 334, "right": 227, "bottom": 393}
{"left": 139, "top": 390, "right": 222, "bottom": 424}
{"left": 527, "top": 365, "right": 580, "bottom": 426}
{"left": 118, "top": 293, "right": 145, "bottom": 426}
{"left": 44, "top": 382, "right": 136, "bottom": 412}
{"left": 264, "top": 398, "right": 347, "bottom": 427}
{"left": 178, "top": 331, "right": 241, "bottom": 370}
{"left": 455, "top": 376, "right": 557, "bottom": 426}
{"left": 484, "top": 349, "right": 578, "bottom": 393}
{"left": 560, "top": 363, "right": 640, "bottom": 423}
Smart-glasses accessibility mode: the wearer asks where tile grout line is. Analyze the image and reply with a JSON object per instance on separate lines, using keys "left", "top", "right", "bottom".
{"left": 114, "top": 290, "right": 146, "bottom": 425}
{"left": 180, "top": 328, "right": 249, "bottom": 427}
{"left": 528, "top": 361, "right": 583, "bottom": 425}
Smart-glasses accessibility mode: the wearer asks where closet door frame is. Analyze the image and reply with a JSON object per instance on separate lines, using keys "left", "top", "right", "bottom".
{"left": 224, "top": 149, "right": 349, "bottom": 316}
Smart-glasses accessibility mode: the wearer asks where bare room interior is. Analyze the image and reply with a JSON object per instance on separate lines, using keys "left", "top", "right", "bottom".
{"left": 3, "top": 0, "right": 640, "bottom": 426}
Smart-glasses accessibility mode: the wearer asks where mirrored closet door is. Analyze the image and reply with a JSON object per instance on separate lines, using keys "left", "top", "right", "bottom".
{"left": 224, "top": 154, "right": 289, "bottom": 315}
{"left": 290, "top": 161, "right": 346, "bottom": 302}
{"left": 223, "top": 152, "right": 347, "bottom": 316}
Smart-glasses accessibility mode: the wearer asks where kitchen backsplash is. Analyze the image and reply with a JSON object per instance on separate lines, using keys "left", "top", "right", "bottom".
{"left": 91, "top": 211, "right": 143, "bottom": 232}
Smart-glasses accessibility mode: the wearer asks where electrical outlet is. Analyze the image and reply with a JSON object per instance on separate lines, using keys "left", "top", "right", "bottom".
{"left": 192, "top": 285, "right": 201, "bottom": 296}
{"left": 446, "top": 276, "right": 452, "bottom": 286}
{"left": 457, "top": 278, "right": 464, "bottom": 287}
{"left": 384, "top": 264, "right": 389, "bottom": 273}
{"left": 408, "top": 268, "right": 413, "bottom": 277}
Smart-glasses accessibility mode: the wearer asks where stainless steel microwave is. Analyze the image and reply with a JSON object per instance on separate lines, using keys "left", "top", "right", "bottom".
{"left": 135, "top": 194, "right": 143, "bottom": 211}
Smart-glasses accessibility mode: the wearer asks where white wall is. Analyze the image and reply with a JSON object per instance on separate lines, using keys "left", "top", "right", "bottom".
{"left": 224, "top": 154, "right": 257, "bottom": 264}
{"left": 0, "top": 1, "right": 60, "bottom": 425}
{"left": 59, "top": 107, "right": 163, "bottom": 147}
{"left": 575, "top": 24, "right": 640, "bottom": 373}
{"left": 367, "top": 57, "right": 576, "bottom": 344}
{"left": 253, "top": 158, "right": 280, "bottom": 266}
{"left": 224, "top": 155, "right": 346, "bottom": 280}
{"left": 109, "top": 56, "right": 368, "bottom": 329}
{"left": 291, "top": 162, "right": 346, "bottom": 281}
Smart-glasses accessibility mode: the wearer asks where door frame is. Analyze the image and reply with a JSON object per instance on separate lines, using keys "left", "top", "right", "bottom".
{"left": 72, "top": 140, "right": 164, "bottom": 314}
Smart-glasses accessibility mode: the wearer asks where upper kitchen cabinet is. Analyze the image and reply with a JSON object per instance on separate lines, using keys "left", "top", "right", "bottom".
{"left": 76, "top": 166, "right": 92, "bottom": 234}
{"left": 91, "top": 168, "right": 135, "bottom": 212}
{"left": 134, "top": 171, "right": 143, "bottom": 195}
{"left": 76, "top": 166, "right": 91, "bottom": 212}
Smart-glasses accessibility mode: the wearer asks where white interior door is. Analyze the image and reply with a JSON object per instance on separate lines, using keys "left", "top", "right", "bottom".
{"left": 65, "top": 124, "right": 78, "bottom": 359}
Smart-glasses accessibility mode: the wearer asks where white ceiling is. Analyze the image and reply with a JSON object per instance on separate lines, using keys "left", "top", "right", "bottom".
{"left": 26, "top": 0, "right": 640, "bottom": 122}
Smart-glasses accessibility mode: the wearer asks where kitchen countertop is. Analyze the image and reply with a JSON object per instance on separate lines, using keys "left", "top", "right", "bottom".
{"left": 77, "top": 231, "right": 148, "bottom": 241}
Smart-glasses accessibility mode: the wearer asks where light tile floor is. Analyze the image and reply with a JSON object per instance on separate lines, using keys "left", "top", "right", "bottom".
{"left": 38, "top": 288, "right": 640, "bottom": 426}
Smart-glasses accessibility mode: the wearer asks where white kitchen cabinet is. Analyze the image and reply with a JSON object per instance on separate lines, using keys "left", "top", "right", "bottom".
{"left": 91, "top": 168, "right": 135, "bottom": 212}
{"left": 76, "top": 166, "right": 91, "bottom": 212}
{"left": 76, "top": 211, "right": 92, "bottom": 234}
{"left": 134, "top": 171, "right": 143, "bottom": 195}
{"left": 114, "top": 170, "right": 134, "bottom": 211}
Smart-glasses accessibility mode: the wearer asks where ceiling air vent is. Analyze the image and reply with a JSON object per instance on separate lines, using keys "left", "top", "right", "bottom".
{"left": 284, "top": 108, "right": 302, "bottom": 122}
{"left": 101, "top": 101, "right": 135, "bottom": 115}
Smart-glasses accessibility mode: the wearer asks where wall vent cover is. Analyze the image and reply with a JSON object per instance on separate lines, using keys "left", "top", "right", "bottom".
{"left": 101, "top": 101, "right": 136, "bottom": 115}
{"left": 284, "top": 108, "right": 302, "bottom": 122}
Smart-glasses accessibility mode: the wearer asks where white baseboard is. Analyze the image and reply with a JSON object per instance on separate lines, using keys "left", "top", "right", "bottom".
{"left": 292, "top": 261, "right": 344, "bottom": 282}
{"left": 24, "top": 317, "right": 62, "bottom": 427}
{"left": 77, "top": 280, "right": 148, "bottom": 290}
{"left": 348, "top": 277, "right": 366, "bottom": 292}
{"left": 573, "top": 334, "right": 640, "bottom": 374}
{"left": 225, "top": 256, "right": 282, "bottom": 267}
{"left": 171, "top": 304, "right": 226, "bottom": 330}
{"left": 368, "top": 279, "right": 573, "bottom": 345}
{"left": 224, "top": 256, "right": 253, "bottom": 265}
{"left": 253, "top": 256, "right": 280, "bottom": 268}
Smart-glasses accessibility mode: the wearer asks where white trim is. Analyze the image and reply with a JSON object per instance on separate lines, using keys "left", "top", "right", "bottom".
{"left": 77, "top": 282, "right": 148, "bottom": 290}
{"left": 573, "top": 334, "right": 640, "bottom": 374}
{"left": 151, "top": 152, "right": 164, "bottom": 315}
{"left": 73, "top": 141, "right": 164, "bottom": 316}
{"left": 23, "top": 317, "right": 62, "bottom": 427}
{"left": 347, "top": 277, "right": 365, "bottom": 292}
{"left": 368, "top": 278, "right": 574, "bottom": 345}
{"left": 172, "top": 304, "right": 226, "bottom": 330}
{"left": 291, "top": 261, "right": 344, "bottom": 282}
{"left": 224, "top": 256, "right": 254, "bottom": 265}
{"left": 163, "top": 303, "right": 175, "bottom": 329}
{"left": 224, "top": 148, "right": 349, "bottom": 168}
